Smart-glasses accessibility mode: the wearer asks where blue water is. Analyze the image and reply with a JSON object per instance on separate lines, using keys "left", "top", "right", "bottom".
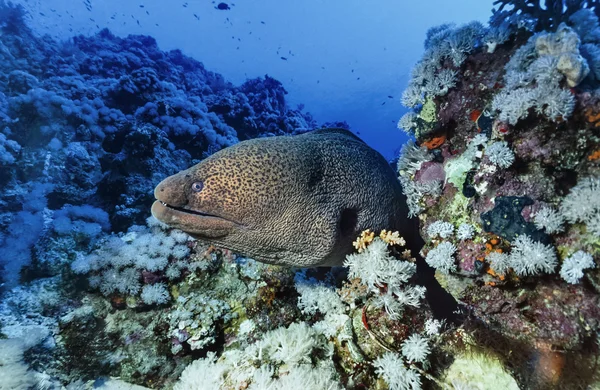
{"left": 15, "top": 0, "right": 492, "bottom": 160}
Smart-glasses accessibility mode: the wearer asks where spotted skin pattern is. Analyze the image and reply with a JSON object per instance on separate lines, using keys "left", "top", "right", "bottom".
{"left": 152, "top": 128, "right": 418, "bottom": 267}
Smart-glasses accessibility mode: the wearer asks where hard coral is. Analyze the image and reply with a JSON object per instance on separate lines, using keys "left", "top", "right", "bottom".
{"left": 491, "top": 0, "right": 600, "bottom": 32}
{"left": 536, "top": 23, "right": 590, "bottom": 87}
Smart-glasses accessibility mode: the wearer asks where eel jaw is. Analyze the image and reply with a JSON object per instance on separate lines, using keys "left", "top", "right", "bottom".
{"left": 151, "top": 200, "right": 236, "bottom": 238}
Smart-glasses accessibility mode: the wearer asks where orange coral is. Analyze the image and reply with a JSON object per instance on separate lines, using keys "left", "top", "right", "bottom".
{"left": 469, "top": 109, "right": 481, "bottom": 122}
{"left": 422, "top": 134, "right": 446, "bottom": 149}
{"left": 483, "top": 236, "right": 508, "bottom": 283}
{"left": 379, "top": 229, "right": 406, "bottom": 246}
{"left": 584, "top": 108, "right": 600, "bottom": 127}
{"left": 487, "top": 267, "right": 506, "bottom": 281}
{"left": 353, "top": 229, "right": 375, "bottom": 252}
{"left": 588, "top": 149, "right": 600, "bottom": 161}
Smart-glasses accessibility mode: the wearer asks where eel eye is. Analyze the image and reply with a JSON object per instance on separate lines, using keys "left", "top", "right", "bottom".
{"left": 192, "top": 181, "right": 204, "bottom": 193}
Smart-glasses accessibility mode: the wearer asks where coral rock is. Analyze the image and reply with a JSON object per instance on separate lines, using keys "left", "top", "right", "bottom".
{"left": 535, "top": 23, "right": 590, "bottom": 87}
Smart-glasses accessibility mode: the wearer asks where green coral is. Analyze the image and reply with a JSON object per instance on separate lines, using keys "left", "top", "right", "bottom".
{"left": 442, "top": 350, "right": 520, "bottom": 389}
{"left": 419, "top": 97, "right": 437, "bottom": 123}
{"left": 444, "top": 134, "right": 487, "bottom": 189}
{"left": 415, "top": 97, "right": 438, "bottom": 139}
{"left": 441, "top": 192, "right": 471, "bottom": 226}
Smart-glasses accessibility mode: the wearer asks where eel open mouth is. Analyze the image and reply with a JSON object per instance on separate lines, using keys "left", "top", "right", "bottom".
{"left": 157, "top": 201, "right": 220, "bottom": 218}
{"left": 151, "top": 200, "right": 240, "bottom": 238}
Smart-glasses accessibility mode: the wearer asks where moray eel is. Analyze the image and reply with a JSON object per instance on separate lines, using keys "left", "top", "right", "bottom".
{"left": 151, "top": 128, "right": 420, "bottom": 267}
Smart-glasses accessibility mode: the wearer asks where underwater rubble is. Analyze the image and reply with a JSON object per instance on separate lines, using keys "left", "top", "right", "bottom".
{"left": 1, "top": 0, "right": 600, "bottom": 389}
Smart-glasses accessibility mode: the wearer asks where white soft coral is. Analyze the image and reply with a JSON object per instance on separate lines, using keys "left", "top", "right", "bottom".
{"left": 560, "top": 250, "right": 595, "bottom": 284}
{"left": 509, "top": 235, "right": 557, "bottom": 276}
{"left": 373, "top": 352, "right": 421, "bottom": 390}
{"left": 0, "top": 339, "right": 36, "bottom": 390}
{"left": 425, "top": 241, "right": 457, "bottom": 274}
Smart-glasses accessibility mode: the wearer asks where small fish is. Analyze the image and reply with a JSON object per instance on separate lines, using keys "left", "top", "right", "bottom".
{"left": 388, "top": 95, "right": 393, "bottom": 99}
{"left": 381, "top": 102, "right": 386, "bottom": 105}
{"left": 280, "top": 56, "right": 288, "bottom": 61}
{"left": 193, "top": 14, "right": 199, "bottom": 20}
{"left": 216, "top": 2, "right": 230, "bottom": 10}
{"left": 261, "top": 21, "right": 265, "bottom": 24}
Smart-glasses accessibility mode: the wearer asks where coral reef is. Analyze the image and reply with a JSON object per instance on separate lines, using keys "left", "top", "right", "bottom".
{"left": 1, "top": 0, "right": 600, "bottom": 389}
{"left": 397, "top": 1, "right": 600, "bottom": 388}
{"left": 0, "top": 2, "right": 319, "bottom": 288}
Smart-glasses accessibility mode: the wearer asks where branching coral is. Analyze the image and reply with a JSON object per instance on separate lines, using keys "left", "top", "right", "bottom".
{"left": 490, "top": 0, "right": 600, "bottom": 32}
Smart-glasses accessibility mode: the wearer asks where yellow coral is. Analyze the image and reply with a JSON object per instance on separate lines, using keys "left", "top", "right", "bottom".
{"left": 379, "top": 229, "right": 406, "bottom": 247}
{"left": 353, "top": 229, "right": 375, "bottom": 252}
{"left": 353, "top": 229, "right": 406, "bottom": 253}
{"left": 401, "top": 249, "right": 414, "bottom": 261}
